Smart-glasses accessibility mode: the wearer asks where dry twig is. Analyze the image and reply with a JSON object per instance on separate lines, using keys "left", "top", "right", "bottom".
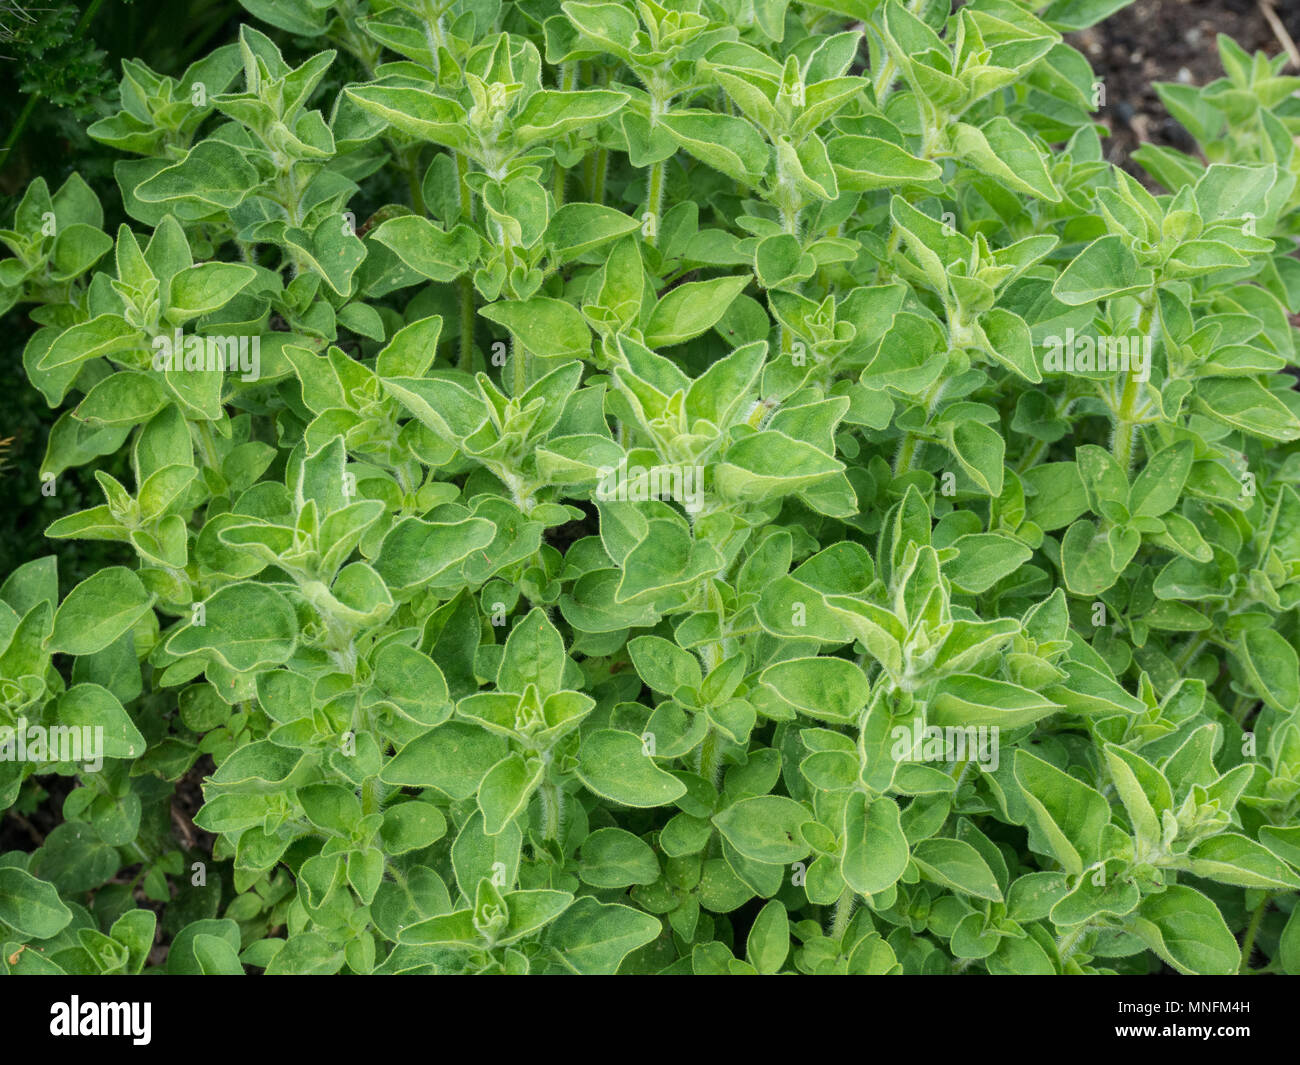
{"left": 1260, "top": 0, "right": 1300, "bottom": 70}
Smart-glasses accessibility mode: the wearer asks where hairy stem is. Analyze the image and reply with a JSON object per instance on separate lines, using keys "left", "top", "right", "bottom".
{"left": 1056, "top": 923, "right": 1092, "bottom": 962}
{"left": 455, "top": 149, "right": 475, "bottom": 222}
{"left": 511, "top": 335, "right": 529, "bottom": 396}
{"left": 540, "top": 779, "right": 563, "bottom": 842}
{"left": 458, "top": 276, "right": 475, "bottom": 371}
{"left": 697, "top": 728, "right": 723, "bottom": 788}
{"left": 644, "top": 158, "right": 667, "bottom": 247}
{"left": 829, "top": 886, "right": 856, "bottom": 942}
{"left": 1112, "top": 292, "right": 1157, "bottom": 472}
{"left": 361, "top": 777, "right": 381, "bottom": 817}
{"left": 592, "top": 146, "right": 609, "bottom": 206}
{"left": 1172, "top": 635, "right": 1209, "bottom": 673}
{"left": 1240, "top": 895, "right": 1270, "bottom": 973}
{"left": 893, "top": 376, "right": 948, "bottom": 475}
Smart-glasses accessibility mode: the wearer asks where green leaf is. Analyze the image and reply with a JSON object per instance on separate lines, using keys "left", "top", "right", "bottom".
{"left": 841, "top": 793, "right": 909, "bottom": 895}
{"left": 0, "top": 868, "right": 73, "bottom": 939}
{"left": 628, "top": 635, "right": 702, "bottom": 695}
{"left": 1053, "top": 235, "right": 1153, "bottom": 305}
{"left": 382, "top": 723, "right": 509, "bottom": 801}
{"left": 577, "top": 730, "right": 687, "bottom": 808}
{"left": 1195, "top": 378, "right": 1300, "bottom": 441}
{"left": 929, "top": 675, "right": 1062, "bottom": 729}
{"left": 166, "top": 583, "right": 298, "bottom": 672}
{"left": 758, "top": 657, "right": 868, "bottom": 723}
{"left": 644, "top": 276, "right": 751, "bottom": 348}
{"left": 498, "top": 608, "right": 567, "bottom": 695}
{"left": 945, "top": 533, "right": 1032, "bottom": 595}
{"left": 944, "top": 420, "right": 1005, "bottom": 497}
{"left": 372, "top": 216, "right": 479, "bottom": 283}
{"left": 37, "top": 315, "right": 144, "bottom": 372}
{"left": 480, "top": 298, "right": 592, "bottom": 359}
{"left": 372, "top": 517, "right": 496, "bottom": 594}
{"left": 1127, "top": 441, "right": 1193, "bottom": 518}
{"left": 1239, "top": 628, "right": 1300, "bottom": 713}
{"left": 544, "top": 897, "right": 662, "bottom": 974}
{"left": 746, "top": 899, "right": 789, "bottom": 974}
{"left": 951, "top": 117, "right": 1060, "bottom": 202}
{"left": 1128, "top": 886, "right": 1238, "bottom": 975}
{"left": 911, "top": 838, "right": 1003, "bottom": 902}
{"left": 50, "top": 567, "right": 154, "bottom": 657}
{"left": 167, "top": 262, "right": 256, "bottom": 321}
{"left": 379, "top": 802, "right": 448, "bottom": 855}
{"left": 56, "top": 683, "right": 147, "bottom": 759}
{"left": 713, "top": 795, "right": 812, "bottom": 865}
{"left": 1179, "top": 834, "right": 1300, "bottom": 890}
{"left": 827, "top": 135, "right": 941, "bottom": 191}
{"left": 478, "top": 753, "right": 544, "bottom": 835}
{"left": 545, "top": 203, "right": 640, "bottom": 261}
{"left": 1014, "top": 749, "right": 1110, "bottom": 875}
{"left": 343, "top": 85, "right": 471, "bottom": 149}
{"left": 660, "top": 112, "right": 770, "bottom": 186}
{"left": 578, "top": 828, "right": 661, "bottom": 889}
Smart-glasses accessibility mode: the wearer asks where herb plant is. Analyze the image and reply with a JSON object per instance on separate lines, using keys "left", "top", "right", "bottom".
{"left": 2, "top": 0, "right": 1300, "bottom": 977}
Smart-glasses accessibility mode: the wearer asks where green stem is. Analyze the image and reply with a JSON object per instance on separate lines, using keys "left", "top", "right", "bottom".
{"left": 1056, "top": 923, "right": 1092, "bottom": 962}
{"left": 194, "top": 419, "right": 222, "bottom": 471}
{"left": 829, "top": 886, "right": 855, "bottom": 942}
{"left": 893, "top": 376, "right": 948, "bottom": 475}
{"left": 1015, "top": 438, "right": 1048, "bottom": 474}
{"left": 779, "top": 323, "right": 796, "bottom": 366}
{"left": 875, "top": 225, "right": 904, "bottom": 284}
{"left": 698, "top": 728, "right": 723, "bottom": 787}
{"left": 458, "top": 276, "right": 475, "bottom": 371}
{"left": 871, "top": 0, "right": 927, "bottom": 105}
{"left": 76, "top": 0, "right": 109, "bottom": 41}
{"left": 1172, "top": 636, "right": 1209, "bottom": 673}
{"left": 406, "top": 149, "right": 427, "bottom": 215}
{"left": 552, "top": 160, "right": 568, "bottom": 209}
{"left": 592, "top": 147, "right": 609, "bottom": 206}
{"left": 1112, "top": 292, "right": 1157, "bottom": 473}
{"left": 893, "top": 432, "right": 922, "bottom": 476}
{"left": 872, "top": 57, "right": 898, "bottom": 105}
{"left": 0, "top": 94, "right": 40, "bottom": 174}
{"left": 361, "top": 777, "right": 381, "bottom": 817}
{"left": 644, "top": 158, "right": 667, "bottom": 247}
{"left": 1240, "top": 895, "right": 1269, "bottom": 973}
{"left": 551, "top": 63, "right": 577, "bottom": 208}
{"left": 176, "top": 1, "right": 240, "bottom": 66}
{"left": 540, "top": 779, "right": 563, "bottom": 842}
{"left": 455, "top": 150, "right": 475, "bottom": 223}
{"left": 452, "top": 151, "right": 477, "bottom": 371}
{"left": 511, "top": 334, "right": 530, "bottom": 396}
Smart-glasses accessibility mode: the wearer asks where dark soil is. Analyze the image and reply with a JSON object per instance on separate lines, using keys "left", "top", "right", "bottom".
{"left": 0, "top": 774, "right": 74, "bottom": 852}
{"left": 1070, "top": 0, "right": 1299, "bottom": 179}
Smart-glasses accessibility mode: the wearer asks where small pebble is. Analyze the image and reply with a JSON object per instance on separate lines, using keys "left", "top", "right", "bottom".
{"left": 1177, "top": 67, "right": 1193, "bottom": 83}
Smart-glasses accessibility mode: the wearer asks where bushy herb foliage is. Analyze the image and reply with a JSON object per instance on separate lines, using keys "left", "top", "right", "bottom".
{"left": 2, "top": 0, "right": 1300, "bottom": 976}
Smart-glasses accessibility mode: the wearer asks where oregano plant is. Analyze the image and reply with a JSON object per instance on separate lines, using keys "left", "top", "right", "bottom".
{"left": 1, "top": 0, "right": 1300, "bottom": 978}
